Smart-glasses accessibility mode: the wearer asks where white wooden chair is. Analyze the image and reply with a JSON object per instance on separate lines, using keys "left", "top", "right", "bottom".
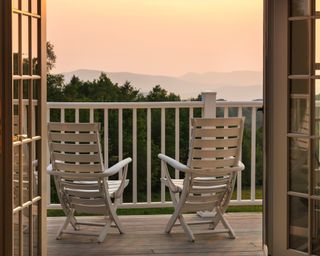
{"left": 47, "top": 123, "right": 132, "bottom": 242}
{"left": 158, "top": 117, "right": 245, "bottom": 242}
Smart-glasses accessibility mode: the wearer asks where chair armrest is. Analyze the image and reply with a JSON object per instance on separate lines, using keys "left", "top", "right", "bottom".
{"left": 47, "top": 158, "right": 132, "bottom": 179}
{"left": 158, "top": 154, "right": 190, "bottom": 173}
{"left": 103, "top": 157, "right": 132, "bottom": 177}
{"left": 158, "top": 154, "right": 190, "bottom": 193}
{"left": 237, "top": 161, "right": 245, "bottom": 172}
{"left": 47, "top": 164, "right": 53, "bottom": 173}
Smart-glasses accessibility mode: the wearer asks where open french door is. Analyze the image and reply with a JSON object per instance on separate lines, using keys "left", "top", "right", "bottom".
{"left": 265, "top": 0, "right": 320, "bottom": 255}
{"left": 0, "top": 0, "right": 47, "bottom": 255}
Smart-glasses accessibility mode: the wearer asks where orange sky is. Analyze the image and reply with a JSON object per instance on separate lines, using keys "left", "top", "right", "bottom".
{"left": 47, "top": 0, "right": 263, "bottom": 76}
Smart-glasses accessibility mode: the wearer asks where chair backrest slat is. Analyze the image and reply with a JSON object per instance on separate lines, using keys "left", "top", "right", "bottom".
{"left": 48, "top": 123, "right": 100, "bottom": 132}
{"left": 52, "top": 152, "right": 101, "bottom": 163}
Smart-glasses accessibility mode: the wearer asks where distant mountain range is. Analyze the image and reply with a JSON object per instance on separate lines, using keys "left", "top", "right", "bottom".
{"left": 60, "top": 69, "right": 263, "bottom": 101}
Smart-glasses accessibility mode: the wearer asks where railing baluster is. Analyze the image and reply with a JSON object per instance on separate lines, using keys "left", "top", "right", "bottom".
{"left": 132, "top": 109, "right": 137, "bottom": 204}
{"left": 147, "top": 108, "right": 152, "bottom": 203}
{"left": 47, "top": 108, "right": 51, "bottom": 206}
{"left": 224, "top": 106, "right": 228, "bottom": 118}
{"left": 60, "top": 108, "right": 65, "bottom": 123}
{"left": 104, "top": 109, "right": 109, "bottom": 169}
{"left": 251, "top": 108, "right": 257, "bottom": 201}
{"left": 237, "top": 107, "right": 243, "bottom": 202}
{"left": 118, "top": 109, "right": 123, "bottom": 179}
{"left": 189, "top": 108, "right": 194, "bottom": 140}
{"left": 75, "top": 108, "right": 79, "bottom": 123}
{"left": 161, "top": 108, "right": 166, "bottom": 203}
{"left": 175, "top": 108, "right": 180, "bottom": 179}
{"left": 118, "top": 109, "right": 123, "bottom": 203}
{"left": 89, "top": 109, "right": 94, "bottom": 123}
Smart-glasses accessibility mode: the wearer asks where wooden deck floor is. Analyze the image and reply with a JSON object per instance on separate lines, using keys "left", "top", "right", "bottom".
{"left": 47, "top": 213, "right": 263, "bottom": 256}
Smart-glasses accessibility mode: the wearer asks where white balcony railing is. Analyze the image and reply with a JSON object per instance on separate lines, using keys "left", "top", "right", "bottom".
{"left": 47, "top": 92, "right": 263, "bottom": 209}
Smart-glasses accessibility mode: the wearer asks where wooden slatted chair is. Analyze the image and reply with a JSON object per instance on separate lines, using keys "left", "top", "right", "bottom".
{"left": 47, "top": 123, "right": 132, "bottom": 242}
{"left": 158, "top": 117, "right": 245, "bottom": 242}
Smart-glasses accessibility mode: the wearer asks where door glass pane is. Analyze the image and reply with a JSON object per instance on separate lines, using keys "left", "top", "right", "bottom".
{"left": 290, "top": 79, "right": 309, "bottom": 94}
{"left": 289, "top": 196, "right": 309, "bottom": 252}
{"left": 13, "top": 0, "right": 19, "bottom": 10}
{"left": 316, "top": 79, "right": 320, "bottom": 135}
{"left": 289, "top": 138, "right": 309, "bottom": 193}
{"left": 13, "top": 80, "right": 20, "bottom": 139}
{"left": 313, "top": 200, "right": 320, "bottom": 254}
{"left": 23, "top": 144, "right": 30, "bottom": 203}
{"left": 290, "top": 0, "right": 310, "bottom": 16}
{"left": 33, "top": 80, "right": 40, "bottom": 137}
{"left": 13, "top": 146, "right": 20, "bottom": 208}
{"left": 290, "top": 95, "right": 309, "bottom": 134}
{"left": 32, "top": 202, "right": 39, "bottom": 255}
{"left": 23, "top": 207, "right": 30, "bottom": 256}
{"left": 13, "top": 213, "right": 20, "bottom": 256}
{"left": 22, "top": 16, "right": 30, "bottom": 75}
{"left": 32, "top": 0, "right": 38, "bottom": 14}
{"left": 290, "top": 20, "right": 309, "bottom": 75}
{"left": 32, "top": 18, "right": 39, "bottom": 75}
{"left": 23, "top": 80, "right": 31, "bottom": 137}
{"left": 22, "top": 0, "right": 29, "bottom": 12}
{"left": 317, "top": 0, "right": 320, "bottom": 12}
{"left": 316, "top": 19, "right": 320, "bottom": 76}
{"left": 33, "top": 141, "right": 39, "bottom": 198}
{"left": 314, "top": 139, "right": 320, "bottom": 196}
{"left": 13, "top": 14, "right": 19, "bottom": 75}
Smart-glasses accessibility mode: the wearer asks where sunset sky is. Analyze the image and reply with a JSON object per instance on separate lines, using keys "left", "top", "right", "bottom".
{"left": 47, "top": 0, "right": 263, "bottom": 76}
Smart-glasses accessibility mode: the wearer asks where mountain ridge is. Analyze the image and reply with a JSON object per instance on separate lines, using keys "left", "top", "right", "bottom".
{"left": 59, "top": 69, "right": 263, "bottom": 101}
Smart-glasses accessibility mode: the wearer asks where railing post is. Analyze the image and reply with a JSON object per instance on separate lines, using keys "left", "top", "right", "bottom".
{"left": 201, "top": 91, "right": 217, "bottom": 118}
{"left": 198, "top": 92, "right": 217, "bottom": 218}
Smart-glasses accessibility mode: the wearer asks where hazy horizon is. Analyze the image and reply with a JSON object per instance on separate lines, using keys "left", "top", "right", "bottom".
{"left": 48, "top": 0, "right": 263, "bottom": 77}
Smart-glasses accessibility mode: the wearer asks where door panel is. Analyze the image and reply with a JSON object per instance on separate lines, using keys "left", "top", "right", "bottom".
{"left": 266, "top": 0, "right": 320, "bottom": 255}
{"left": 11, "top": 0, "right": 46, "bottom": 255}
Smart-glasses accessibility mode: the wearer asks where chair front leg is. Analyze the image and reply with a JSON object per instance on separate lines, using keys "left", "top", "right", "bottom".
{"left": 179, "top": 215, "right": 195, "bottom": 242}
{"left": 97, "top": 218, "right": 112, "bottom": 243}
{"left": 216, "top": 208, "right": 236, "bottom": 239}
{"left": 165, "top": 187, "right": 181, "bottom": 233}
{"left": 56, "top": 209, "right": 75, "bottom": 240}
{"left": 107, "top": 196, "right": 125, "bottom": 234}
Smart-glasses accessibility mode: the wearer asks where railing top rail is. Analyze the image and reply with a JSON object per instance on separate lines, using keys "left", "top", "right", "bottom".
{"left": 216, "top": 101, "right": 263, "bottom": 108}
{"left": 46, "top": 100, "right": 263, "bottom": 109}
{"left": 47, "top": 101, "right": 204, "bottom": 109}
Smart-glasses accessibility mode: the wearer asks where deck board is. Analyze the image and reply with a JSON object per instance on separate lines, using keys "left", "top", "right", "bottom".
{"left": 47, "top": 213, "right": 263, "bottom": 255}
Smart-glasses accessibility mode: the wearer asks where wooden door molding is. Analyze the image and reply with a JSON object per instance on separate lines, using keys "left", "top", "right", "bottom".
{"left": 265, "top": 0, "right": 288, "bottom": 254}
{"left": 0, "top": 1, "right": 13, "bottom": 255}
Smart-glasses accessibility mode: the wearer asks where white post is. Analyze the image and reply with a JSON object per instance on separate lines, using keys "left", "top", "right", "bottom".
{"left": 201, "top": 91, "right": 217, "bottom": 118}
{"left": 198, "top": 92, "right": 217, "bottom": 218}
